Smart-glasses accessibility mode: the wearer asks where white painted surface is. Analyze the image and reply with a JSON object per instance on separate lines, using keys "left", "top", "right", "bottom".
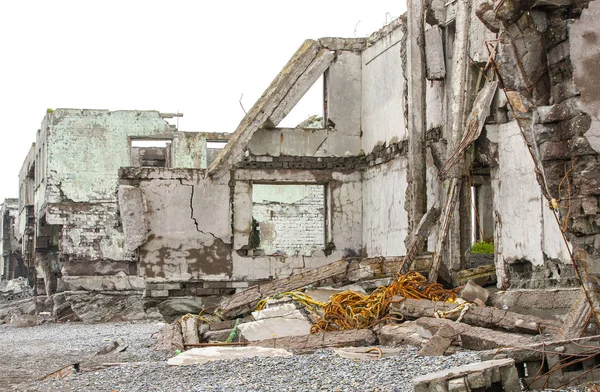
{"left": 491, "top": 122, "right": 570, "bottom": 266}
{"left": 362, "top": 158, "right": 409, "bottom": 256}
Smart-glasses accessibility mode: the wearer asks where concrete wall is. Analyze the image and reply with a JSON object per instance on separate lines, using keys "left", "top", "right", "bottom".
{"left": 362, "top": 158, "right": 409, "bottom": 256}
{"left": 361, "top": 22, "right": 407, "bottom": 154}
{"left": 231, "top": 169, "right": 362, "bottom": 281}
{"left": 490, "top": 121, "right": 570, "bottom": 279}
{"left": 119, "top": 166, "right": 362, "bottom": 283}
{"left": 119, "top": 168, "right": 232, "bottom": 281}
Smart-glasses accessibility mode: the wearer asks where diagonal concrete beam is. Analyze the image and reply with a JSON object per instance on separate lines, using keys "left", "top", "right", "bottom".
{"left": 208, "top": 40, "right": 333, "bottom": 178}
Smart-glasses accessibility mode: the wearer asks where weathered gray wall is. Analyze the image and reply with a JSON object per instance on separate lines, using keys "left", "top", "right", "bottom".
{"left": 361, "top": 21, "right": 406, "bottom": 154}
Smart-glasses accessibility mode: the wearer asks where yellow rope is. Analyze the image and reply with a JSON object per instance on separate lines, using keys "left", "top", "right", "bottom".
{"left": 310, "top": 272, "right": 455, "bottom": 333}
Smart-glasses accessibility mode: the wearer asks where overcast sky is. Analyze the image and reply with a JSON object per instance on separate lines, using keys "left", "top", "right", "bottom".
{"left": 0, "top": 0, "right": 406, "bottom": 203}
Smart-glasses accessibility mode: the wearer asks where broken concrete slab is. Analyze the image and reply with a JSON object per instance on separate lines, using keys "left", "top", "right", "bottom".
{"left": 488, "top": 288, "right": 579, "bottom": 320}
{"left": 413, "top": 358, "right": 520, "bottom": 392}
{"left": 416, "top": 317, "right": 535, "bottom": 351}
{"left": 202, "top": 329, "right": 232, "bottom": 343}
{"left": 251, "top": 329, "right": 376, "bottom": 351}
{"left": 64, "top": 291, "right": 162, "bottom": 323}
{"left": 237, "top": 317, "right": 312, "bottom": 341}
{"left": 167, "top": 346, "right": 292, "bottom": 366}
{"left": 180, "top": 316, "right": 200, "bottom": 345}
{"left": 251, "top": 303, "right": 304, "bottom": 321}
{"left": 154, "top": 322, "right": 184, "bottom": 352}
{"left": 377, "top": 322, "right": 428, "bottom": 347}
{"left": 418, "top": 324, "right": 458, "bottom": 356}
{"left": 96, "top": 338, "right": 128, "bottom": 355}
{"left": 481, "top": 335, "right": 600, "bottom": 389}
{"left": 218, "top": 259, "right": 349, "bottom": 319}
{"left": 392, "top": 296, "right": 562, "bottom": 334}
{"left": 156, "top": 296, "right": 221, "bottom": 322}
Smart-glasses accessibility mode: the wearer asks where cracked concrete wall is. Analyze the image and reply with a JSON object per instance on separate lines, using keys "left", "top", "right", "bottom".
{"left": 362, "top": 158, "right": 409, "bottom": 256}
{"left": 133, "top": 170, "right": 232, "bottom": 281}
{"left": 361, "top": 21, "right": 407, "bottom": 154}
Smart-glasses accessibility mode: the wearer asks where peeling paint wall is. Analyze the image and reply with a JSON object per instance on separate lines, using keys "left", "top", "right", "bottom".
{"left": 29, "top": 109, "right": 209, "bottom": 287}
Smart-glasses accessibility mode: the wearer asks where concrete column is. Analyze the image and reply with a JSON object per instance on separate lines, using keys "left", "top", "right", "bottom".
{"left": 406, "top": 0, "right": 428, "bottom": 238}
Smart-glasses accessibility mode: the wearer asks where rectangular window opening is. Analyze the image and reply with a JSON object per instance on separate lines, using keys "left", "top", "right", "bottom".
{"left": 251, "top": 184, "right": 326, "bottom": 257}
{"left": 130, "top": 139, "right": 172, "bottom": 168}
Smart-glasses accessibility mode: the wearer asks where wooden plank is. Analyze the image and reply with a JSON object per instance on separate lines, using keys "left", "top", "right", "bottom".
{"left": 218, "top": 259, "right": 349, "bottom": 319}
{"left": 392, "top": 296, "right": 562, "bottom": 334}
{"left": 429, "top": 178, "right": 460, "bottom": 282}
{"left": 250, "top": 329, "right": 375, "bottom": 350}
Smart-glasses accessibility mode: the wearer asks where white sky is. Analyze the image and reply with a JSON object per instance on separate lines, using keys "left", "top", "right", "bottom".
{"left": 0, "top": 0, "right": 406, "bottom": 202}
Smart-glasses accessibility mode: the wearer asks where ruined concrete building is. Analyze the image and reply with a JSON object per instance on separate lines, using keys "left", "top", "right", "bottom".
{"left": 4, "top": 0, "right": 599, "bottom": 322}
{"left": 0, "top": 199, "right": 26, "bottom": 280}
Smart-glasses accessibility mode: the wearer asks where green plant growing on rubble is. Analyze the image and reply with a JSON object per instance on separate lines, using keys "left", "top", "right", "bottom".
{"left": 471, "top": 240, "right": 494, "bottom": 254}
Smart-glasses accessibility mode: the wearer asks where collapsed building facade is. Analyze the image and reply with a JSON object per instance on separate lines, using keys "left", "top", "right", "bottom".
{"left": 2, "top": 0, "right": 599, "bottom": 328}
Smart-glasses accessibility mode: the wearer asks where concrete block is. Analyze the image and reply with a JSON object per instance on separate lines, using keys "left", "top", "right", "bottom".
{"left": 418, "top": 324, "right": 458, "bottom": 356}
{"left": 237, "top": 317, "right": 312, "bottom": 341}
{"left": 251, "top": 304, "right": 304, "bottom": 321}
{"left": 459, "top": 280, "right": 489, "bottom": 303}
{"left": 378, "top": 322, "right": 427, "bottom": 347}
{"left": 413, "top": 359, "right": 518, "bottom": 392}
{"left": 162, "top": 283, "right": 182, "bottom": 290}
{"left": 447, "top": 378, "right": 468, "bottom": 392}
{"left": 150, "top": 290, "right": 168, "bottom": 298}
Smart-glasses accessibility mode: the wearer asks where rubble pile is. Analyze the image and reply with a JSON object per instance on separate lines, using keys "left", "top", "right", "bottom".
{"left": 151, "top": 256, "right": 600, "bottom": 390}
{"left": 0, "top": 277, "right": 32, "bottom": 303}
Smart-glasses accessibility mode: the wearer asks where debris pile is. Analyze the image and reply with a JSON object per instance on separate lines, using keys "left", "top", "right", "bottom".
{"left": 151, "top": 254, "right": 600, "bottom": 389}
{"left": 0, "top": 277, "right": 32, "bottom": 303}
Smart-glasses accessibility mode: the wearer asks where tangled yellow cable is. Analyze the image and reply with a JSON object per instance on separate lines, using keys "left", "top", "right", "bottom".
{"left": 310, "top": 272, "right": 456, "bottom": 333}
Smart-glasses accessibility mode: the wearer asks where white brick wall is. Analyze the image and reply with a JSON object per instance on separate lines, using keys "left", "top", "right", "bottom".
{"left": 252, "top": 185, "right": 325, "bottom": 256}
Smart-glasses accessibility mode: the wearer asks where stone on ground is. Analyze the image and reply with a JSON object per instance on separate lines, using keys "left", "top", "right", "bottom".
{"left": 167, "top": 346, "right": 292, "bottom": 366}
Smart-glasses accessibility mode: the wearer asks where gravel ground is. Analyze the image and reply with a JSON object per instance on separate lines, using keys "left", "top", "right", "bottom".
{"left": 1, "top": 321, "right": 595, "bottom": 391}
{"left": 0, "top": 320, "right": 168, "bottom": 390}
{"left": 18, "top": 345, "right": 481, "bottom": 392}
